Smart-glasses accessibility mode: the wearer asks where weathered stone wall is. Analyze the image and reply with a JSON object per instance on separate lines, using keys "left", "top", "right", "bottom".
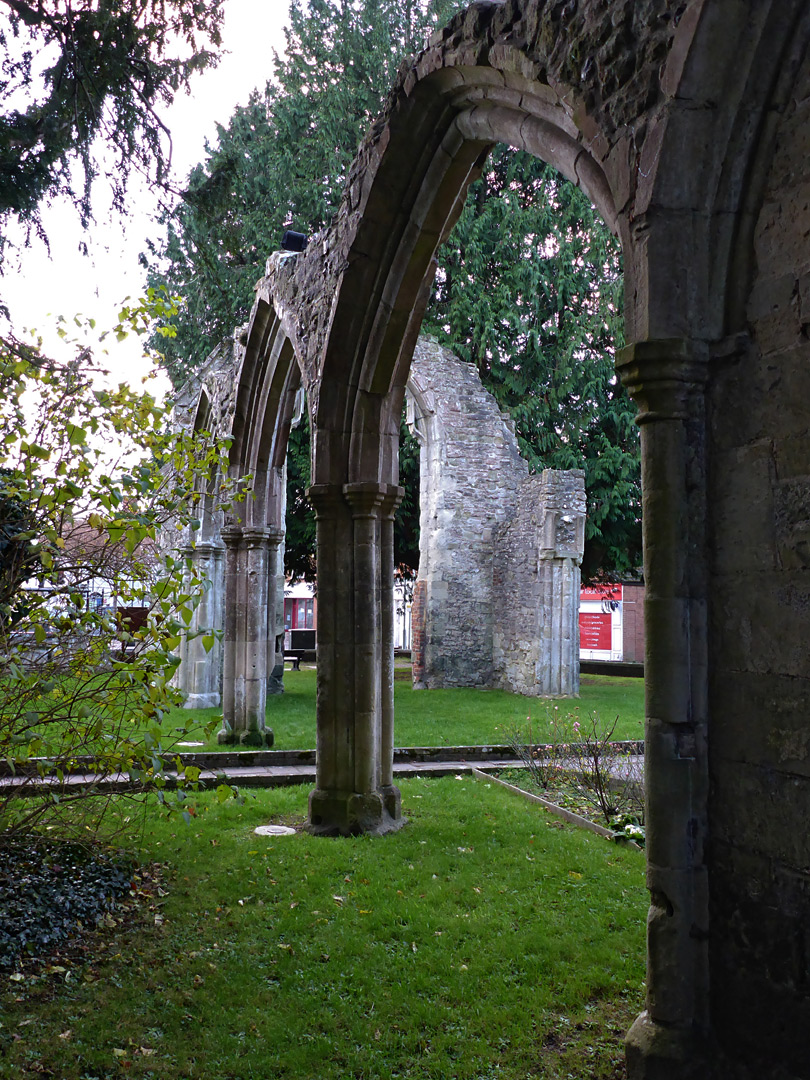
{"left": 706, "top": 37, "right": 810, "bottom": 1075}
{"left": 493, "top": 470, "right": 586, "bottom": 696}
{"left": 162, "top": 3, "right": 810, "bottom": 1071}
{"left": 407, "top": 338, "right": 584, "bottom": 696}
{"left": 408, "top": 337, "right": 526, "bottom": 688}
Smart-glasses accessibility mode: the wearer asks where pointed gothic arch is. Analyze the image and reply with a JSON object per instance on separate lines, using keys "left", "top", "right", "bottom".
{"left": 176, "top": 3, "right": 810, "bottom": 1075}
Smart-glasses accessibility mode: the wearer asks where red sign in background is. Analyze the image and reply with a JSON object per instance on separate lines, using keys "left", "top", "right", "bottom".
{"left": 580, "top": 584, "right": 623, "bottom": 603}
{"left": 579, "top": 611, "right": 613, "bottom": 650}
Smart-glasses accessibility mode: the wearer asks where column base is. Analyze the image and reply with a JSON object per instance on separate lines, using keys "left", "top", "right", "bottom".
{"left": 306, "top": 787, "right": 407, "bottom": 837}
{"left": 184, "top": 692, "right": 220, "bottom": 709}
{"left": 238, "top": 728, "right": 274, "bottom": 748}
{"left": 626, "top": 1012, "right": 714, "bottom": 1080}
{"left": 217, "top": 723, "right": 233, "bottom": 745}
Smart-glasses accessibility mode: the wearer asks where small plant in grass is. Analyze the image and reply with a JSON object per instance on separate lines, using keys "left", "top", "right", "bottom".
{"left": 508, "top": 707, "right": 645, "bottom": 839}
{"left": 506, "top": 704, "right": 571, "bottom": 790}
{"left": 565, "top": 711, "right": 645, "bottom": 829}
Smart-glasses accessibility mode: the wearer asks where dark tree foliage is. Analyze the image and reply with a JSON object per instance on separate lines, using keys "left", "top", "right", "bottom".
{"left": 396, "top": 416, "right": 421, "bottom": 574}
{"left": 0, "top": 466, "right": 36, "bottom": 629}
{"left": 0, "top": 0, "right": 224, "bottom": 269}
{"left": 284, "top": 414, "right": 316, "bottom": 583}
{"left": 145, "top": 0, "right": 461, "bottom": 386}
{"left": 146, "top": 0, "right": 640, "bottom": 582}
{"left": 426, "top": 149, "right": 640, "bottom": 581}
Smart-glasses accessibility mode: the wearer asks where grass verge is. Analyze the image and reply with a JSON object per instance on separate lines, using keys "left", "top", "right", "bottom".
{"left": 162, "top": 670, "right": 645, "bottom": 752}
{"left": 0, "top": 777, "right": 646, "bottom": 1079}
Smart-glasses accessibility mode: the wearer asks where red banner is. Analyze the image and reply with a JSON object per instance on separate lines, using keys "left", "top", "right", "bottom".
{"left": 579, "top": 611, "right": 613, "bottom": 650}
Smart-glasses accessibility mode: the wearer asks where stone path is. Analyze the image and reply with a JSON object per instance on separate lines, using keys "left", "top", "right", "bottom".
{"left": 1, "top": 744, "right": 644, "bottom": 795}
{"left": 0, "top": 746, "right": 528, "bottom": 795}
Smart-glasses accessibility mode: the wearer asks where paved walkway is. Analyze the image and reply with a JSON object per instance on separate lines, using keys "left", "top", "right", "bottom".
{"left": 1, "top": 744, "right": 645, "bottom": 795}
{"left": 0, "top": 747, "right": 526, "bottom": 795}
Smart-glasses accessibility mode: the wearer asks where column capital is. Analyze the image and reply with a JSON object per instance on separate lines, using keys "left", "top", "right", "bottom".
{"left": 265, "top": 527, "right": 285, "bottom": 547}
{"left": 242, "top": 527, "right": 272, "bottom": 550}
{"left": 190, "top": 541, "right": 223, "bottom": 558}
{"left": 308, "top": 483, "right": 346, "bottom": 519}
{"left": 220, "top": 525, "right": 243, "bottom": 548}
{"left": 343, "top": 481, "right": 387, "bottom": 518}
{"left": 616, "top": 339, "right": 708, "bottom": 424}
{"left": 380, "top": 484, "right": 405, "bottom": 520}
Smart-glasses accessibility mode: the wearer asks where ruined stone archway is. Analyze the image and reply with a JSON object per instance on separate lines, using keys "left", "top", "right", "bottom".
{"left": 173, "top": 284, "right": 306, "bottom": 744}
{"left": 177, "top": 2, "right": 810, "bottom": 1076}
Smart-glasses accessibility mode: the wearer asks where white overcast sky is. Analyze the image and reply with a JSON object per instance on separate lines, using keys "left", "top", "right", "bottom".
{"left": 2, "top": 0, "right": 292, "bottom": 392}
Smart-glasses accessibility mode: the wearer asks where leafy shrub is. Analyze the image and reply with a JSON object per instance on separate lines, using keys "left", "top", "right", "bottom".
{"left": 0, "top": 839, "right": 135, "bottom": 970}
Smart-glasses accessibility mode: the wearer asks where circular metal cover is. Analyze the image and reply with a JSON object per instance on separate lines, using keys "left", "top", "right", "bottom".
{"left": 253, "top": 825, "right": 297, "bottom": 837}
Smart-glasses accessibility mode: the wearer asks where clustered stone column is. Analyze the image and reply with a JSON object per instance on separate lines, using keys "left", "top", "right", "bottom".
{"left": 307, "top": 481, "right": 404, "bottom": 835}
{"left": 536, "top": 473, "right": 586, "bottom": 697}
{"left": 218, "top": 524, "right": 281, "bottom": 747}
{"left": 172, "top": 543, "right": 225, "bottom": 708}
{"left": 617, "top": 340, "right": 711, "bottom": 1078}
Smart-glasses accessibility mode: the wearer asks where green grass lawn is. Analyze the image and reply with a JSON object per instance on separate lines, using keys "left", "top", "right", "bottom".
{"left": 163, "top": 669, "right": 645, "bottom": 752}
{"left": 1, "top": 777, "right": 646, "bottom": 1079}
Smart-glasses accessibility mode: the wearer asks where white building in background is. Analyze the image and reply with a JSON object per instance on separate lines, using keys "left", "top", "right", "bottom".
{"left": 283, "top": 579, "right": 413, "bottom": 653}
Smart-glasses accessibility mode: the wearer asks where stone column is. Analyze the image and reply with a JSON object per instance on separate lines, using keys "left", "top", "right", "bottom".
{"left": 266, "top": 527, "right": 286, "bottom": 696}
{"left": 307, "top": 482, "right": 405, "bottom": 836}
{"left": 535, "top": 472, "right": 585, "bottom": 697}
{"left": 241, "top": 528, "right": 274, "bottom": 746}
{"left": 184, "top": 542, "right": 224, "bottom": 709}
{"left": 379, "top": 485, "right": 404, "bottom": 814}
{"left": 218, "top": 526, "right": 243, "bottom": 743}
{"left": 218, "top": 526, "right": 274, "bottom": 746}
{"left": 537, "top": 555, "right": 582, "bottom": 697}
{"left": 171, "top": 545, "right": 193, "bottom": 697}
{"left": 344, "top": 482, "right": 384, "bottom": 799}
{"left": 307, "top": 484, "right": 356, "bottom": 827}
{"left": 617, "top": 340, "right": 711, "bottom": 1078}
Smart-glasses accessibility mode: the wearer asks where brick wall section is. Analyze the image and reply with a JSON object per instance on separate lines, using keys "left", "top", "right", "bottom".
{"left": 621, "top": 582, "right": 645, "bottom": 663}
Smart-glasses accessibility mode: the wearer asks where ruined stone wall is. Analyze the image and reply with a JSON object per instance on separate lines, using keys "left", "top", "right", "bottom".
{"left": 408, "top": 337, "right": 527, "bottom": 688}
{"left": 169, "top": 335, "right": 287, "bottom": 708}
{"left": 493, "top": 471, "right": 586, "bottom": 696}
{"left": 407, "top": 338, "right": 584, "bottom": 696}
{"left": 707, "top": 39, "right": 810, "bottom": 1074}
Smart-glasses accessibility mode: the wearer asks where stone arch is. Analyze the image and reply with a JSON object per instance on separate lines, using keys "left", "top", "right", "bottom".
{"left": 318, "top": 54, "right": 624, "bottom": 490}
{"left": 216, "top": 2, "right": 810, "bottom": 1075}
{"left": 262, "top": 0, "right": 655, "bottom": 844}
{"left": 172, "top": 292, "right": 307, "bottom": 742}
{"left": 217, "top": 289, "right": 305, "bottom": 746}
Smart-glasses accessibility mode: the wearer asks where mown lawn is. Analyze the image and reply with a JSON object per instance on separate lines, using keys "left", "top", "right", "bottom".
{"left": 163, "top": 669, "right": 645, "bottom": 752}
{"left": 0, "top": 777, "right": 646, "bottom": 1079}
